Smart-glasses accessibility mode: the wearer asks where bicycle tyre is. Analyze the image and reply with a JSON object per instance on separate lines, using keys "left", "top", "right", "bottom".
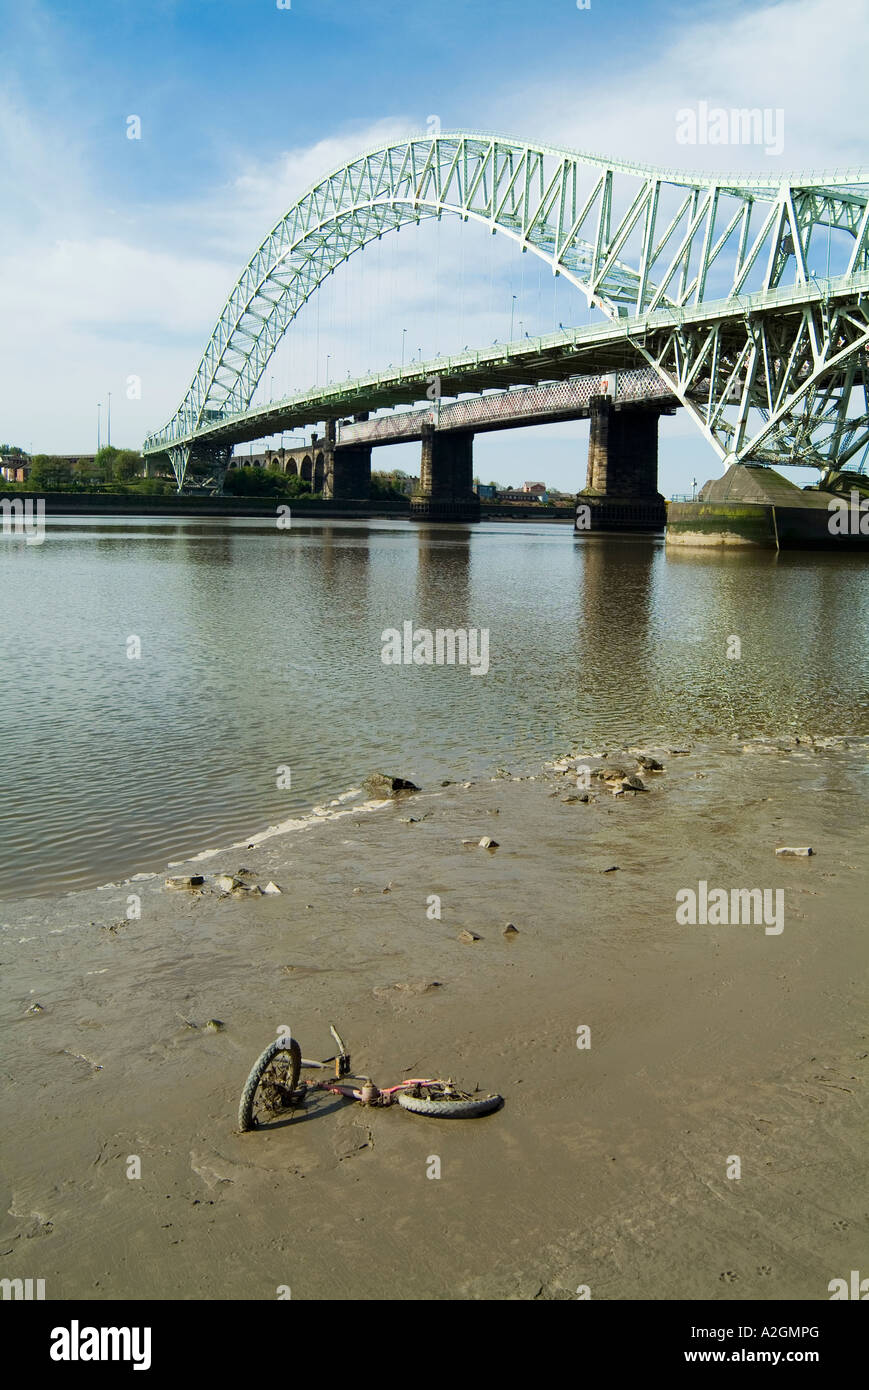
{"left": 237, "top": 1037, "right": 302, "bottom": 1131}
{"left": 397, "top": 1090, "right": 503, "bottom": 1118}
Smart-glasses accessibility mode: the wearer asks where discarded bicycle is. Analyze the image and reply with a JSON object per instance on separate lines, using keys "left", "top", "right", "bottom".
{"left": 238, "top": 1024, "right": 503, "bottom": 1131}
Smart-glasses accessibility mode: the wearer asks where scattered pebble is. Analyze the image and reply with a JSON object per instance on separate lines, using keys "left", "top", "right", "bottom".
{"left": 478, "top": 836, "right": 499, "bottom": 850}
{"left": 503, "top": 924, "right": 519, "bottom": 938}
{"left": 776, "top": 846, "right": 814, "bottom": 857}
{"left": 262, "top": 881, "right": 282, "bottom": 895}
{"left": 204, "top": 1019, "right": 225, "bottom": 1032}
{"left": 458, "top": 929, "right": 481, "bottom": 943}
{"left": 164, "top": 875, "right": 204, "bottom": 890}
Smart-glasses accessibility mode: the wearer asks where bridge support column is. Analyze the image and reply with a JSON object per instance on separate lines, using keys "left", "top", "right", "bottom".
{"left": 325, "top": 444, "right": 372, "bottom": 500}
{"left": 411, "top": 426, "right": 480, "bottom": 522}
{"left": 575, "top": 397, "right": 669, "bottom": 532}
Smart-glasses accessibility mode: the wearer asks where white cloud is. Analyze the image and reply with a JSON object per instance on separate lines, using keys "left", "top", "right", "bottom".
{"left": 499, "top": 0, "right": 868, "bottom": 173}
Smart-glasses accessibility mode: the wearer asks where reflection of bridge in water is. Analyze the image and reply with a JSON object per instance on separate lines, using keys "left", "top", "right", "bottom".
{"left": 143, "top": 133, "right": 869, "bottom": 525}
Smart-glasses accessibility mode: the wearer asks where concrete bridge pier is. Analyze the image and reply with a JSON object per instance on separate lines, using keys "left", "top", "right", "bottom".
{"left": 575, "top": 396, "right": 671, "bottom": 531}
{"left": 411, "top": 424, "right": 480, "bottom": 522}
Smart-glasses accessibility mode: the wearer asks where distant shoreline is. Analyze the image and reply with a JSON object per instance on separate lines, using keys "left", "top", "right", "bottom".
{"left": 5, "top": 491, "right": 576, "bottom": 523}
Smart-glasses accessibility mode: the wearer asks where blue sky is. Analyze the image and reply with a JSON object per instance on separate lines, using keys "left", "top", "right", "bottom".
{"left": 1, "top": 0, "right": 866, "bottom": 490}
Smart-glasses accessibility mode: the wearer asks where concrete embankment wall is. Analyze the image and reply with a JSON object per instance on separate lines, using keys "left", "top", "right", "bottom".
{"left": 5, "top": 492, "right": 575, "bottom": 523}
{"left": 3, "top": 493, "right": 412, "bottom": 520}
{"left": 666, "top": 500, "right": 866, "bottom": 549}
{"left": 666, "top": 501, "right": 780, "bottom": 547}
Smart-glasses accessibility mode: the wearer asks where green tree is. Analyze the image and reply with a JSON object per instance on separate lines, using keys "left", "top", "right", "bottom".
{"left": 28, "top": 455, "right": 71, "bottom": 488}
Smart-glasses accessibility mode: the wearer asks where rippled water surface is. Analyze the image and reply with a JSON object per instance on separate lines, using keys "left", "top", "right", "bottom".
{"left": 1, "top": 516, "right": 867, "bottom": 897}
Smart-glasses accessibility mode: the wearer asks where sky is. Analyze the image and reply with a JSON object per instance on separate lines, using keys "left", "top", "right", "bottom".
{"left": 1, "top": 0, "right": 867, "bottom": 493}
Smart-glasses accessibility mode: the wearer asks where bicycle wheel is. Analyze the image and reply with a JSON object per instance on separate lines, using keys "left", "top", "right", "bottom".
{"left": 397, "top": 1084, "right": 503, "bottom": 1118}
{"left": 237, "top": 1037, "right": 302, "bottom": 1131}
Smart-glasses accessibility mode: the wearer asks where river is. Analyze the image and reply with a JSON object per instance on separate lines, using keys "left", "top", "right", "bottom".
{"left": 1, "top": 516, "right": 867, "bottom": 898}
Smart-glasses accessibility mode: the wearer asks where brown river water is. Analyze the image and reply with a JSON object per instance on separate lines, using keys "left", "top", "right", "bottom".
{"left": 1, "top": 516, "right": 867, "bottom": 898}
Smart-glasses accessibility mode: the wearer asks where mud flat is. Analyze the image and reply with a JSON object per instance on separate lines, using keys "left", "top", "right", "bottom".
{"left": 1, "top": 738, "right": 867, "bottom": 1300}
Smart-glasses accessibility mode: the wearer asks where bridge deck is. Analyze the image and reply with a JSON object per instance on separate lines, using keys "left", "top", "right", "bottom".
{"left": 335, "top": 371, "right": 676, "bottom": 447}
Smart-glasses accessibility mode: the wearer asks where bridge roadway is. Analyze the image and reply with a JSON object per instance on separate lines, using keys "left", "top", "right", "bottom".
{"left": 231, "top": 368, "right": 679, "bottom": 523}
{"left": 333, "top": 368, "right": 675, "bottom": 446}
{"left": 146, "top": 272, "right": 862, "bottom": 459}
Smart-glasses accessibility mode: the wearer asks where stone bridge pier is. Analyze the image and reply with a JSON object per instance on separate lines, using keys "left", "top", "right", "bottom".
{"left": 323, "top": 416, "right": 372, "bottom": 501}
{"left": 411, "top": 424, "right": 480, "bottom": 522}
{"left": 575, "top": 396, "right": 673, "bottom": 531}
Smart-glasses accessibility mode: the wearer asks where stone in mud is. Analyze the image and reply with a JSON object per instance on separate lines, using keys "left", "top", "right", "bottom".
{"left": 621, "top": 775, "right": 646, "bottom": 791}
{"left": 262, "top": 881, "right": 282, "bottom": 895}
{"left": 598, "top": 766, "right": 628, "bottom": 782}
{"left": 503, "top": 923, "right": 519, "bottom": 937}
{"left": 373, "top": 979, "right": 442, "bottom": 999}
{"left": 776, "top": 846, "right": 814, "bottom": 857}
{"left": 26, "top": 1002, "right": 45, "bottom": 1014}
{"left": 204, "top": 1019, "right": 225, "bottom": 1032}
{"left": 216, "top": 873, "right": 242, "bottom": 892}
{"left": 364, "top": 773, "right": 420, "bottom": 798}
{"left": 637, "top": 755, "right": 664, "bottom": 771}
{"left": 165, "top": 875, "right": 204, "bottom": 890}
{"left": 458, "top": 929, "right": 481, "bottom": 943}
{"left": 478, "top": 836, "right": 499, "bottom": 849}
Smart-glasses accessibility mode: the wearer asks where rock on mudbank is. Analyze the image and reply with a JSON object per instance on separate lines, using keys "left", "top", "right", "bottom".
{"left": 363, "top": 773, "right": 420, "bottom": 798}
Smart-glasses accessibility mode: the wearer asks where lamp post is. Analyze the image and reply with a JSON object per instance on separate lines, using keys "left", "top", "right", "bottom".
{"left": 510, "top": 294, "right": 517, "bottom": 340}
{"left": 97, "top": 402, "right": 101, "bottom": 454}
{"left": 107, "top": 392, "right": 111, "bottom": 449}
{"left": 401, "top": 328, "right": 407, "bottom": 368}
{"left": 326, "top": 355, "right": 331, "bottom": 385}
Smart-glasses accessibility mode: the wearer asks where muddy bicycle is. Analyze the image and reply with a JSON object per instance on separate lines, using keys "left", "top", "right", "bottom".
{"left": 238, "top": 1024, "right": 503, "bottom": 1131}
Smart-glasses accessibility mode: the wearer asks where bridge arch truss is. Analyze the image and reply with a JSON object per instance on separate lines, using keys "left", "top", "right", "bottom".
{"left": 145, "top": 133, "right": 869, "bottom": 485}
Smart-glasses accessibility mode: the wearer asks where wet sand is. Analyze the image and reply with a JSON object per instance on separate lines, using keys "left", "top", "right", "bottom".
{"left": 1, "top": 738, "right": 866, "bottom": 1300}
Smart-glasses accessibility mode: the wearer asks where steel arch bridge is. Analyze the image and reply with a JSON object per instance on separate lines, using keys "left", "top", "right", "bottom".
{"left": 143, "top": 131, "right": 869, "bottom": 489}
